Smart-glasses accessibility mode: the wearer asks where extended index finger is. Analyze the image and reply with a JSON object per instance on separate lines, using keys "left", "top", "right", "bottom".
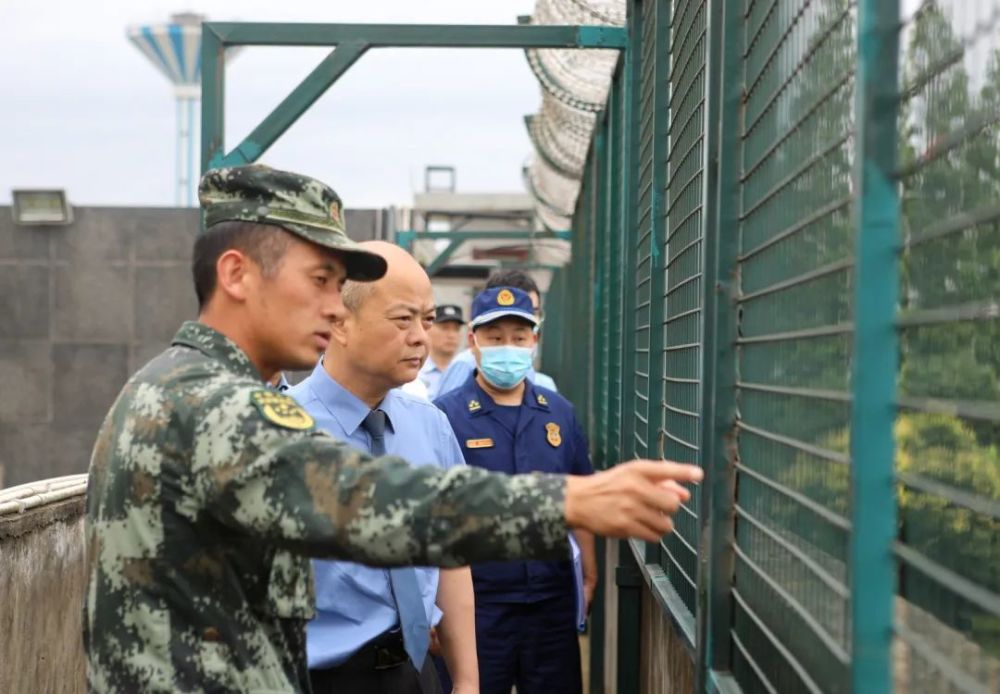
{"left": 626, "top": 459, "right": 704, "bottom": 485}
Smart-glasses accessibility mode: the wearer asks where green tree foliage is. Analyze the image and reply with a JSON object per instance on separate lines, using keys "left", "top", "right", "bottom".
{"left": 896, "top": 0, "right": 998, "bottom": 660}
{"left": 899, "top": 3, "right": 1000, "bottom": 417}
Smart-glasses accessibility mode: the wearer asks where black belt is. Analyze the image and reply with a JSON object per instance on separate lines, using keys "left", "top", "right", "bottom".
{"left": 329, "top": 628, "right": 410, "bottom": 671}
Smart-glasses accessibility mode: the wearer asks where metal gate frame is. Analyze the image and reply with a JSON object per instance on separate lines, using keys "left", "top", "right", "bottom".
{"left": 199, "top": 22, "right": 625, "bottom": 171}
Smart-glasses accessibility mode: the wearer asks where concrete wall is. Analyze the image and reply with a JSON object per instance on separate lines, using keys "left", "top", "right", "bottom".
{"left": 0, "top": 206, "right": 385, "bottom": 488}
{"left": 0, "top": 476, "right": 88, "bottom": 693}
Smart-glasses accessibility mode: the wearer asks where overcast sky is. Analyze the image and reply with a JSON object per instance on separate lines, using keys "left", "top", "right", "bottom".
{"left": 0, "top": 0, "right": 539, "bottom": 208}
{"left": 0, "top": 0, "right": 962, "bottom": 210}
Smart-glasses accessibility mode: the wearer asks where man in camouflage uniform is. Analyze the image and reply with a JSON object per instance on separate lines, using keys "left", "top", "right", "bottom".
{"left": 83, "top": 164, "right": 702, "bottom": 693}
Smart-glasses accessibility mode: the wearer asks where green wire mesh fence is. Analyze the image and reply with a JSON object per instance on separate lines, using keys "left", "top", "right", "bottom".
{"left": 540, "top": 0, "right": 1000, "bottom": 691}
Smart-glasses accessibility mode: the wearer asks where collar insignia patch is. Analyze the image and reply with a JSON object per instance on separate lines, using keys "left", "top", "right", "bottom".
{"left": 250, "top": 390, "right": 315, "bottom": 431}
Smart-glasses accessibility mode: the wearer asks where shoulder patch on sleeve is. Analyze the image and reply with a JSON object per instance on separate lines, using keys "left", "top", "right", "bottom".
{"left": 250, "top": 390, "right": 315, "bottom": 431}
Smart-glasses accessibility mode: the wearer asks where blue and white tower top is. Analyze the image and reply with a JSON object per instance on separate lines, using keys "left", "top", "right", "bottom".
{"left": 127, "top": 12, "right": 205, "bottom": 99}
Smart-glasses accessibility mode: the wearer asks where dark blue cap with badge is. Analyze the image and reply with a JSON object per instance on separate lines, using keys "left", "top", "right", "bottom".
{"left": 469, "top": 286, "right": 539, "bottom": 328}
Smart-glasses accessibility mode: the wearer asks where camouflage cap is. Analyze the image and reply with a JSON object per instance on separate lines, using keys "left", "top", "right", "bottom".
{"left": 198, "top": 164, "right": 387, "bottom": 281}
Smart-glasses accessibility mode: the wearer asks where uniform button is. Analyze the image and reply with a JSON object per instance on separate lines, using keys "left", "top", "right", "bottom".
{"left": 203, "top": 626, "right": 220, "bottom": 642}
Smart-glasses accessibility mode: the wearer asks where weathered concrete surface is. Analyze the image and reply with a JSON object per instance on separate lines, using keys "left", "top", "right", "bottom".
{"left": 0, "top": 477, "right": 88, "bottom": 693}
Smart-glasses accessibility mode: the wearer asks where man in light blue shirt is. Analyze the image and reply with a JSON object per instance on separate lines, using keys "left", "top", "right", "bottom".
{"left": 418, "top": 304, "right": 466, "bottom": 399}
{"left": 435, "top": 269, "right": 557, "bottom": 399}
{"left": 289, "top": 241, "right": 477, "bottom": 694}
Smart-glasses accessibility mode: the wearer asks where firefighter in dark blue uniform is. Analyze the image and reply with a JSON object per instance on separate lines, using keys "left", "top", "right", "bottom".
{"left": 434, "top": 286, "right": 596, "bottom": 694}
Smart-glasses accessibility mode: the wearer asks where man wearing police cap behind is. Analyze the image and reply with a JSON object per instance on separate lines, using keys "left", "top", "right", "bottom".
{"left": 434, "top": 286, "right": 596, "bottom": 694}
{"left": 434, "top": 269, "right": 557, "bottom": 399}
{"left": 419, "top": 304, "right": 465, "bottom": 399}
{"left": 83, "top": 163, "right": 703, "bottom": 693}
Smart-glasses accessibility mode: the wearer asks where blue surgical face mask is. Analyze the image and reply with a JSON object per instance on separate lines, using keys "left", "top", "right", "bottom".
{"left": 475, "top": 337, "right": 533, "bottom": 390}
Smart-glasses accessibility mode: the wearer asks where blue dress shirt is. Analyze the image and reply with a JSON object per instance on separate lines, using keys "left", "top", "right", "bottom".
{"left": 434, "top": 349, "right": 558, "bottom": 399}
{"left": 287, "top": 362, "right": 466, "bottom": 670}
{"left": 417, "top": 358, "right": 446, "bottom": 400}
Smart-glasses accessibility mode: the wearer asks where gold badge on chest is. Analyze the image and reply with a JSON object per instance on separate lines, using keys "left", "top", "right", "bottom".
{"left": 545, "top": 422, "right": 562, "bottom": 447}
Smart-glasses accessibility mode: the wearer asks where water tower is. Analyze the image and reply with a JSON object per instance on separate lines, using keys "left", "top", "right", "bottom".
{"left": 127, "top": 13, "right": 209, "bottom": 206}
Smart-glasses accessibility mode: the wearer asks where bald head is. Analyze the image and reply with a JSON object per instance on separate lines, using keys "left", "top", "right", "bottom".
{"left": 326, "top": 241, "right": 436, "bottom": 403}
{"left": 341, "top": 241, "right": 431, "bottom": 313}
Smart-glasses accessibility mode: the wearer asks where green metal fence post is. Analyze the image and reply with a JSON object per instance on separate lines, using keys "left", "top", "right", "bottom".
{"left": 616, "top": 540, "right": 644, "bottom": 694}
{"left": 587, "top": 98, "right": 614, "bottom": 694}
{"left": 696, "top": 0, "right": 741, "bottom": 689}
{"left": 593, "top": 106, "right": 610, "bottom": 467}
{"left": 589, "top": 64, "right": 627, "bottom": 694}
{"left": 607, "top": 61, "right": 626, "bottom": 467}
{"left": 616, "top": 4, "right": 645, "bottom": 693}
{"left": 619, "top": 0, "right": 643, "bottom": 466}
{"left": 643, "top": 0, "right": 670, "bottom": 566}
{"left": 200, "top": 25, "right": 225, "bottom": 174}
{"left": 588, "top": 127, "right": 608, "bottom": 438}
{"left": 850, "top": 0, "right": 900, "bottom": 691}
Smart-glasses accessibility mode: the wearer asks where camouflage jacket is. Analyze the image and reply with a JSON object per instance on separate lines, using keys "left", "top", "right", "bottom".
{"left": 84, "top": 321, "right": 567, "bottom": 693}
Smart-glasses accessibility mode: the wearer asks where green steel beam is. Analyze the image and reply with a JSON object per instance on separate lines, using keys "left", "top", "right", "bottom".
{"left": 201, "top": 27, "right": 225, "bottom": 174}
{"left": 850, "top": 0, "right": 900, "bottom": 691}
{"left": 697, "top": 0, "right": 741, "bottom": 688}
{"left": 497, "top": 262, "right": 564, "bottom": 272}
{"left": 206, "top": 22, "right": 627, "bottom": 49}
{"left": 395, "top": 229, "right": 571, "bottom": 247}
{"left": 423, "top": 239, "right": 463, "bottom": 276}
{"left": 201, "top": 21, "right": 626, "bottom": 177}
{"left": 394, "top": 230, "right": 569, "bottom": 272}
{"left": 212, "top": 42, "right": 369, "bottom": 169}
